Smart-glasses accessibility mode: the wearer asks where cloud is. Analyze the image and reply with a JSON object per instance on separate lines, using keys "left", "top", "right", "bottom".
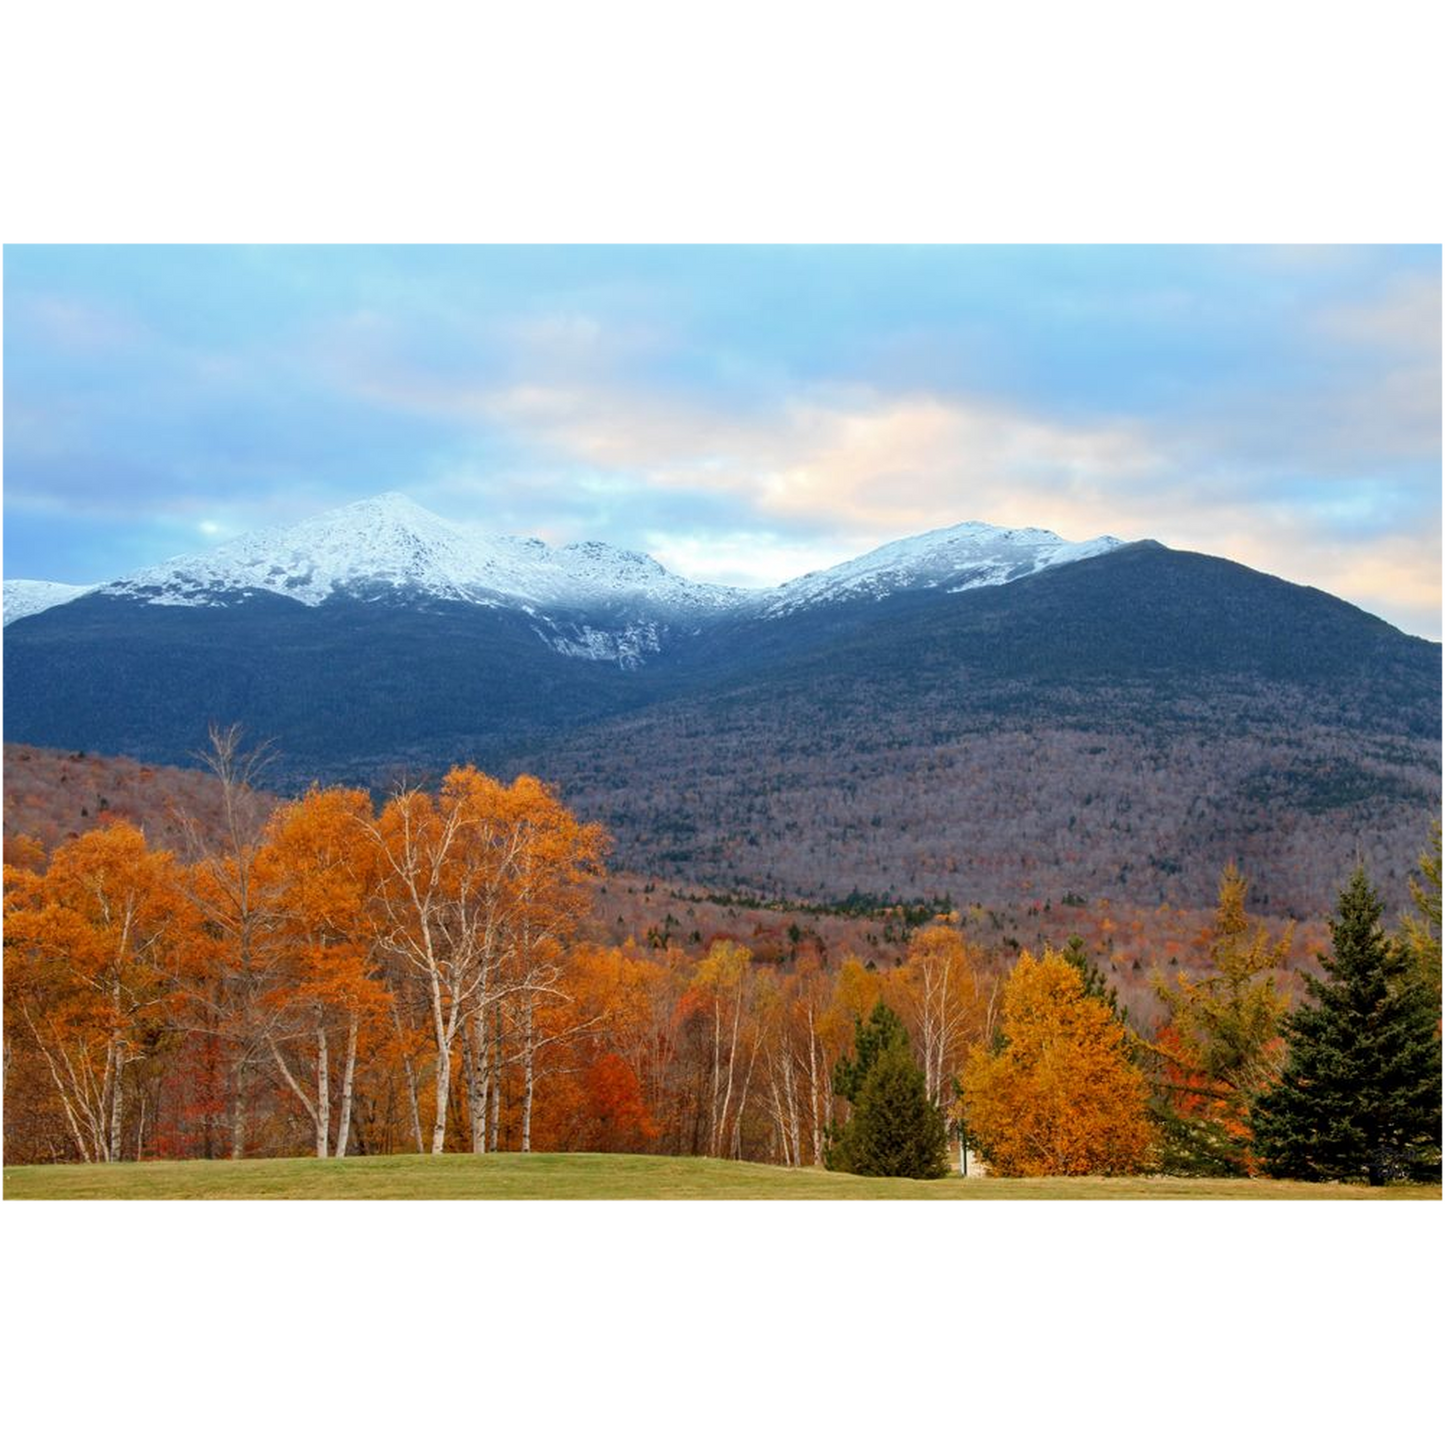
{"left": 342, "top": 359, "right": 1440, "bottom": 634}
{"left": 5, "top": 246, "right": 1438, "bottom": 638}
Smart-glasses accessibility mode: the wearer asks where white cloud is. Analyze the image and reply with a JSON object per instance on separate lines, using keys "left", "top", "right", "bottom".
{"left": 336, "top": 332, "right": 1441, "bottom": 638}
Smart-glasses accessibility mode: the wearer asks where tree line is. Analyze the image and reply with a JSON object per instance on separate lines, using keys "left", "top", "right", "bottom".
{"left": 4, "top": 731, "right": 1439, "bottom": 1184}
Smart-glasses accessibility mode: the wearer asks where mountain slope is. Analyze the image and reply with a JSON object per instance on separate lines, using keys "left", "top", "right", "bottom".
{"left": 4, "top": 505, "right": 1437, "bottom": 918}
{"left": 496, "top": 545, "right": 1441, "bottom": 915}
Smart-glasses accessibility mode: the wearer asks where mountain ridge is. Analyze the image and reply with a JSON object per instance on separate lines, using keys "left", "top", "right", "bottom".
{"left": 4, "top": 491, "right": 1128, "bottom": 637}
{"left": 4, "top": 499, "right": 1437, "bottom": 919}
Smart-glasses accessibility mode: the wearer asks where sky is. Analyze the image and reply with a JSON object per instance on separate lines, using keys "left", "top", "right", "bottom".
{"left": 3, "top": 244, "right": 1441, "bottom": 638}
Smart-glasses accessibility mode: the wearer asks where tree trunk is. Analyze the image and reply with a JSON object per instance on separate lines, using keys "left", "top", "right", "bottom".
{"left": 521, "top": 997, "right": 536, "bottom": 1154}
{"left": 401, "top": 1050, "right": 425, "bottom": 1153}
{"left": 108, "top": 1036, "right": 125, "bottom": 1163}
{"left": 488, "top": 1006, "right": 502, "bottom": 1151}
{"left": 430, "top": 1045, "right": 451, "bottom": 1155}
{"left": 315, "top": 1027, "right": 331, "bottom": 1158}
{"left": 467, "top": 1014, "right": 489, "bottom": 1154}
{"left": 334, "top": 1017, "right": 358, "bottom": 1158}
{"left": 230, "top": 1059, "right": 247, "bottom": 1159}
{"left": 808, "top": 1014, "right": 824, "bottom": 1166}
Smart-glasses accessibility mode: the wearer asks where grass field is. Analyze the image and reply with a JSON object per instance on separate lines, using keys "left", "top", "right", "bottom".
{"left": 4, "top": 1152, "right": 1440, "bottom": 1200}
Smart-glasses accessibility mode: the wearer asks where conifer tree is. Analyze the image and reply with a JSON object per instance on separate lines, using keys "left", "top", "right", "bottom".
{"left": 1253, "top": 868, "right": 1441, "bottom": 1185}
{"left": 831, "top": 1001, "right": 909, "bottom": 1105}
{"left": 1148, "top": 863, "right": 1290, "bottom": 1175}
{"left": 1061, "top": 933, "right": 1121, "bottom": 1017}
{"left": 826, "top": 1002, "right": 948, "bottom": 1178}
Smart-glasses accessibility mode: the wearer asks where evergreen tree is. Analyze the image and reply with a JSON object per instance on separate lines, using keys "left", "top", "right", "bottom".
{"left": 1061, "top": 933, "right": 1122, "bottom": 1018}
{"left": 1253, "top": 868, "right": 1441, "bottom": 1186}
{"left": 831, "top": 1000, "right": 909, "bottom": 1104}
{"left": 826, "top": 1002, "right": 949, "bottom": 1178}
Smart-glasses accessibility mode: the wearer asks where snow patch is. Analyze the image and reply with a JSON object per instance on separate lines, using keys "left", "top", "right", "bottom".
{"left": 3, "top": 580, "right": 98, "bottom": 626}
{"left": 764, "top": 522, "right": 1126, "bottom": 616}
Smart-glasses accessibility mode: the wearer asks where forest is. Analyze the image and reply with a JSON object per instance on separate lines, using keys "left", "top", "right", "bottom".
{"left": 3, "top": 730, "right": 1440, "bottom": 1183}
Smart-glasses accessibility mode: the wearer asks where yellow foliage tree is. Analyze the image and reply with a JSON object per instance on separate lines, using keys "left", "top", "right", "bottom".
{"left": 961, "top": 947, "right": 1153, "bottom": 1176}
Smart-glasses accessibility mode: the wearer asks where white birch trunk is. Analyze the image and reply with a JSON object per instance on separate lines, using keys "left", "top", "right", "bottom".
{"left": 315, "top": 1026, "right": 330, "bottom": 1158}
{"left": 430, "top": 1045, "right": 452, "bottom": 1155}
{"left": 488, "top": 1006, "right": 502, "bottom": 1151}
{"left": 108, "top": 1036, "right": 125, "bottom": 1163}
{"left": 468, "top": 1014, "right": 489, "bottom": 1154}
{"left": 521, "top": 996, "right": 536, "bottom": 1154}
{"left": 335, "top": 1017, "right": 358, "bottom": 1158}
{"left": 231, "top": 1060, "right": 247, "bottom": 1159}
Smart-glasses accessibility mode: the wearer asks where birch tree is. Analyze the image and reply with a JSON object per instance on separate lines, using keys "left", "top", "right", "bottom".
{"left": 178, "top": 724, "right": 283, "bottom": 1159}
{"left": 364, "top": 767, "right": 605, "bottom": 1154}
{"left": 259, "top": 786, "right": 386, "bottom": 1157}
{"left": 891, "top": 923, "right": 989, "bottom": 1109}
{"left": 4, "top": 824, "right": 193, "bottom": 1162}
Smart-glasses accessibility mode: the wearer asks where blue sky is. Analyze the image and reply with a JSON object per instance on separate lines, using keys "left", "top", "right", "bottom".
{"left": 4, "top": 244, "right": 1440, "bottom": 636}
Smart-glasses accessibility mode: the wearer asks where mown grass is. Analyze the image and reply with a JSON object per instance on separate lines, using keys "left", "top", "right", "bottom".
{"left": 4, "top": 1152, "right": 1440, "bottom": 1200}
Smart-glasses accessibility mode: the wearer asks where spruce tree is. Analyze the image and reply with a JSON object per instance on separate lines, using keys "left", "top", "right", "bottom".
{"left": 831, "top": 1001, "right": 909, "bottom": 1105}
{"left": 826, "top": 1002, "right": 949, "bottom": 1178}
{"left": 1061, "top": 933, "right": 1122, "bottom": 1018}
{"left": 1253, "top": 868, "right": 1441, "bottom": 1185}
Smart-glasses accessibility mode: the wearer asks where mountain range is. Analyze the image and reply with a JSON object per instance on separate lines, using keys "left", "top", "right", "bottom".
{"left": 4, "top": 493, "right": 1439, "bottom": 917}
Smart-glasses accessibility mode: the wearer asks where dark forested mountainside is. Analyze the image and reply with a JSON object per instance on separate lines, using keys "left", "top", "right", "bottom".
{"left": 502, "top": 546, "right": 1441, "bottom": 916}
{"left": 5, "top": 543, "right": 1439, "bottom": 916}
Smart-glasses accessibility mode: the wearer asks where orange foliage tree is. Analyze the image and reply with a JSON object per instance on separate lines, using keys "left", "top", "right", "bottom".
{"left": 886, "top": 922, "right": 991, "bottom": 1109}
{"left": 4, "top": 823, "right": 196, "bottom": 1162}
{"left": 257, "top": 786, "right": 388, "bottom": 1157}
{"left": 961, "top": 947, "right": 1154, "bottom": 1176}
{"left": 362, "top": 767, "right": 607, "bottom": 1155}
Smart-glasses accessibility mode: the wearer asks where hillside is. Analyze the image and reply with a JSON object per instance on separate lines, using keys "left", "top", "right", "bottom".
{"left": 0, "top": 742, "right": 1337, "bottom": 1040}
{"left": 503, "top": 545, "right": 1441, "bottom": 917}
{"left": 1, "top": 743, "right": 282, "bottom": 861}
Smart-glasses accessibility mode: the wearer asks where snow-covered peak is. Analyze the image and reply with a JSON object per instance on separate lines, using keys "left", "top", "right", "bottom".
{"left": 764, "top": 520, "right": 1125, "bottom": 616}
{"left": 3, "top": 579, "right": 98, "bottom": 626}
{"left": 101, "top": 494, "right": 752, "bottom": 616}
{"left": 67, "top": 494, "right": 1129, "bottom": 656}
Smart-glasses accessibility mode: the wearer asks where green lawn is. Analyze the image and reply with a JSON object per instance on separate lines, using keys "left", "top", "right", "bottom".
{"left": 4, "top": 1152, "right": 1440, "bottom": 1199}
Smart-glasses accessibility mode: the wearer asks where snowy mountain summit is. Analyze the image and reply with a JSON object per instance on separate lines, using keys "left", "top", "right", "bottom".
{"left": 9, "top": 493, "right": 1128, "bottom": 665}
{"left": 101, "top": 492, "right": 750, "bottom": 616}
{"left": 767, "top": 520, "right": 1124, "bottom": 616}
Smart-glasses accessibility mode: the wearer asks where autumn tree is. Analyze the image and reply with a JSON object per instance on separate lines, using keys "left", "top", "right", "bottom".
{"left": 679, "top": 940, "right": 762, "bottom": 1158}
{"left": 363, "top": 766, "right": 605, "bottom": 1154}
{"left": 4, "top": 824, "right": 195, "bottom": 1162}
{"left": 1400, "top": 822, "right": 1441, "bottom": 1006}
{"left": 577, "top": 1053, "right": 658, "bottom": 1152}
{"left": 889, "top": 923, "right": 989, "bottom": 1109}
{"left": 1149, "top": 863, "right": 1291, "bottom": 1174}
{"left": 490, "top": 776, "right": 609, "bottom": 1153}
{"left": 178, "top": 724, "right": 283, "bottom": 1158}
{"left": 1253, "top": 869, "right": 1441, "bottom": 1185}
{"left": 961, "top": 948, "right": 1153, "bottom": 1176}
{"left": 258, "top": 786, "right": 386, "bottom": 1157}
